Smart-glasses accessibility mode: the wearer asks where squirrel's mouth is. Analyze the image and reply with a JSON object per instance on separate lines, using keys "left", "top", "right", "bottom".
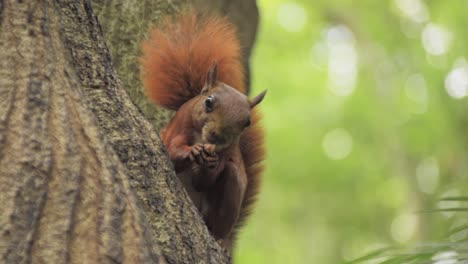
{"left": 207, "top": 134, "right": 226, "bottom": 146}
{"left": 202, "top": 132, "right": 230, "bottom": 151}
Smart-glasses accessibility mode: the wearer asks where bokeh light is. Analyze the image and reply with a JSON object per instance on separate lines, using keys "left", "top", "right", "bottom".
{"left": 404, "top": 73, "right": 428, "bottom": 114}
{"left": 390, "top": 213, "right": 418, "bottom": 243}
{"left": 394, "top": 0, "right": 429, "bottom": 23}
{"left": 416, "top": 157, "right": 439, "bottom": 194}
{"left": 276, "top": 2, "right": 307, "bottom": 32}
{"left": 236, "top": 1, "right": 468, "bottom": 263}
{"left": 326, "top": 25, "right": 357, "bottom": 96}
{"left": 421, "top": 23, "right": 452, "bottom": 56}
{"left": 322, "top": 128, "right": 353, "bottom": 160}
{"left": 445, "top": 59, "right": 468, "bottom": 99}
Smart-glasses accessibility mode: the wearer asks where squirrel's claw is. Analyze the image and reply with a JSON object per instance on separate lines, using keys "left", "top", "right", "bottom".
{"left": 190, "top": 144, "right": 204, "bottom": 165}
{"left": 190, "top": 143, "right": 218, "bottom": 168}
{"left": 203, "top": 154, "right": 218, "bottom": 169}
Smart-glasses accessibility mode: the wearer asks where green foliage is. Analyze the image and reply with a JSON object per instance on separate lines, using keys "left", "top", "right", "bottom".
{"left": 235, "top": 0, "right": 468, "bottom": 263}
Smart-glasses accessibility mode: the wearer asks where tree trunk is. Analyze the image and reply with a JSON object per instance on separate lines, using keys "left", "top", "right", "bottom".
{"left": 0, "top": 0, "right": 246, "bottom": 263}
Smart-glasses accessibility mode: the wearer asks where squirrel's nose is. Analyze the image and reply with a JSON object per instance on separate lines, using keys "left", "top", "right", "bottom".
{"left": 208, "top": 131, "right": 219, "bottom": 143}
{"left": 208, "top": 131, "right": 227, "bottom": 145}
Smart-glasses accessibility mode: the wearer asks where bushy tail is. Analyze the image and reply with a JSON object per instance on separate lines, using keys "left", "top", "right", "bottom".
{"left": 140, "top": 12, "right": 245, "bottom": 110}
{"left": 232, "top": 109, "right": 265, "bottom": 244}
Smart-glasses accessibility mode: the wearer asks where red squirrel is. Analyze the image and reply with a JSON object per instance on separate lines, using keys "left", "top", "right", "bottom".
{"left": 140, "top": 12, "right": 266, "bottom": 251}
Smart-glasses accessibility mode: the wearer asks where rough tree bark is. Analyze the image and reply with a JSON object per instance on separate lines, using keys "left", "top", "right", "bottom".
{"left": 0, "top": 0, "right": 258, "bottom": 263}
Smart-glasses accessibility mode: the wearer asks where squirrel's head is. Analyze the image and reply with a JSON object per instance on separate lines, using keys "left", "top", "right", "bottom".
{"left": 193, "top": 64, "right": 266, "bottom": 152}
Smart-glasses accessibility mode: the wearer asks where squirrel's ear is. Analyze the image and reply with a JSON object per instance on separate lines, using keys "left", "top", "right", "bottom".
{"left": 250, "top": 90, "right": 267, "bottom": 108}
{"left": 201, "top": 63, "right": 218, "bottom": 94}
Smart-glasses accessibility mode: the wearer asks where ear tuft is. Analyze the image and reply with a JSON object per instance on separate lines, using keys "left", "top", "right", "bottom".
{"left": 250, "top": 90, "right": 267, "bottom": 108}
{"left": 201, "top": 63, "right": 218, "bottom": 94}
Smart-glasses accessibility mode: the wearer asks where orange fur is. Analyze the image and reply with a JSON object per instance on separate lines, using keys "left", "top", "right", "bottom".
{"left": 234, "top": 110, "right": 265, "bottom": 241}
{"left": 140, "top": 12, "right": 245, "bottom": 110}
{"left": 140, "top": 11, "right": 265, "bottom": 249}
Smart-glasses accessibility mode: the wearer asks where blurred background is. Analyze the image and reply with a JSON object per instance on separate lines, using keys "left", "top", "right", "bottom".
{"left": 235, "top": 0, "right": 468, "bottom": 263}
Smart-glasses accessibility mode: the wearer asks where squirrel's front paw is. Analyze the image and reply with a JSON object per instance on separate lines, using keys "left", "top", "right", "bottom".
{"left": 189, "top": 143, "right": 218, "bottom": 169}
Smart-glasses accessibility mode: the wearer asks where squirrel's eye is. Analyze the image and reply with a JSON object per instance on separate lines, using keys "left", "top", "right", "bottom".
{"left": 205, "top": 96, "right": 214, "bottom": 112}
{"left": 244, "top": 117, "right": 251, "bottom": 128}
